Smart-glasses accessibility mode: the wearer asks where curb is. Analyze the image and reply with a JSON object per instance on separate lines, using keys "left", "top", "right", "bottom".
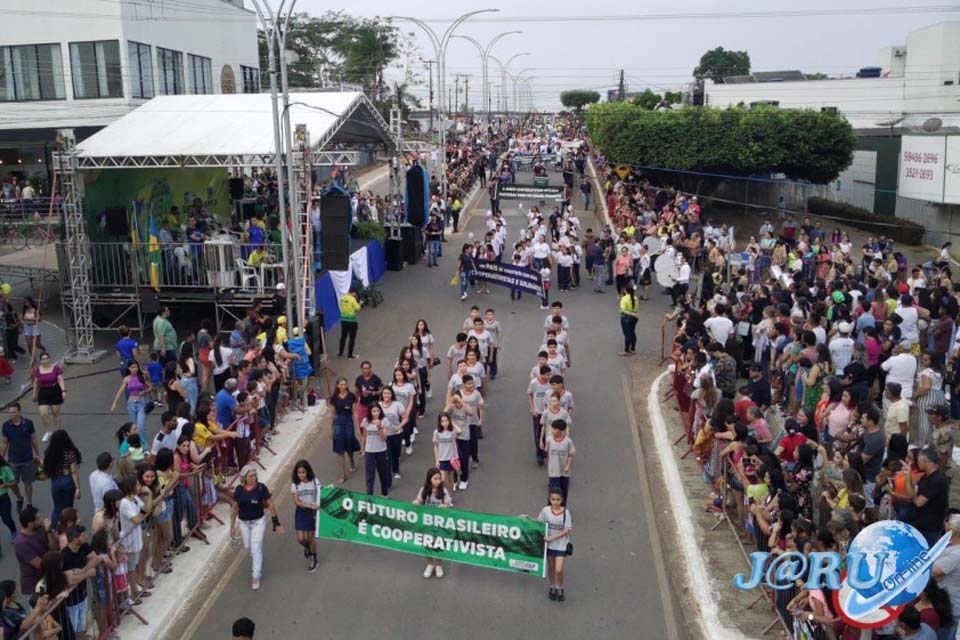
{"left": 118, "top": 404, "right": 329, "bottom": 640}
{"left": 646, "top": 371, "right": 749, "bottom": 640}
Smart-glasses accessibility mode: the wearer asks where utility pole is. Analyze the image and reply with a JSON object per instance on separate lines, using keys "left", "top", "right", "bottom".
{"left": 464, "top": 75, "right": 469, "bottom": 116}
{"left": 454, "top": 75, "right": 460, "bottom": 116}
{"left": 448, "top": 86, "right": 453, "bottom": 114}
{"left": 617, "top": 69, "right": 626, "bottom": 101}
{"left": 425, "top": 59, "right": 436, "bottom": 137}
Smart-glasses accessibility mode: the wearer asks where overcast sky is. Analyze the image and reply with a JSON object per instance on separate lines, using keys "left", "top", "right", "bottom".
{"left": 286, "top": 0, "right": 959, "bottom": 110}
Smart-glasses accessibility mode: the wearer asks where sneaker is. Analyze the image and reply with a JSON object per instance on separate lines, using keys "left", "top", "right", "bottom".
{"left": 410, "top": 433, "right": 416, "bottom": 444}
{"left": 423, "top": 565, "right": 434, "bottom": 578}
{"left": 472, "top": 460, "right": 479, "bottom": 469}
{"left": 461, "top": 294, "right": 467, "bottom": 301}
{"left": 557, "top": 589, "right": 565, "bottom": 602}
{"left": 308, "top": 556, "right": 319, "bottom": 573}
{"left": 434, "top": 565, "right": 444, "bottom": 578}
{"left": 405, "top": 446, "right": 413, "bottom": 456}
{"left": 457, "top": 481, "right": 468, "bottom": 490}
{"left": 41, "top": 432, "right": 50, "bottom": 443}
{"left": 251, "top": 579, "right": 261, "bottom": 590}
{"left": 414, "top": 427, "right": 419, "bottom": 435}
{"left": 539, "top": 305, "right": 549, "bottom": 310}
{"left": 393, "top": 473, "right": 401, "bottom": 480}
{"left": 349, "top": 354, "right": 360, "bottom": 359}
{"left": 549, "top": 587, "right": 558, "bottom": 601}
{"left": 426, "top": 389, "right": 432, "bottom": 399}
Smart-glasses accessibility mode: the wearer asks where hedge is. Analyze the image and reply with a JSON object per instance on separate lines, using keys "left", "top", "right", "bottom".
{"left": 806, "top": 197, "right": 924, "bottom": 246}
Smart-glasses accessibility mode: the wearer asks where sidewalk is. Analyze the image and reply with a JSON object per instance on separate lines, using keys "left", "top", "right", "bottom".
{"left": 117, "top": 403, "right": 328, "bottom": 640}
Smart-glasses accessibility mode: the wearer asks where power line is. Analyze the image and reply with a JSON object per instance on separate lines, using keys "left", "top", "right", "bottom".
{"left": 407, "top": 5, "right": 960, "bottom": 23}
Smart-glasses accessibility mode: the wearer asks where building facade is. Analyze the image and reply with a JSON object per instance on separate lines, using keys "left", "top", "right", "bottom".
{"left": 0, "top": 0, "right": 259, "bottom": 188}
{"left": 704, "top": 21, "right": 960, "bottom": 248}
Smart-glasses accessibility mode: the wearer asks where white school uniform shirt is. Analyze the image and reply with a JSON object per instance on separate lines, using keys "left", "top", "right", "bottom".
{"left": 557, "top": 253, "right": 573, "bottom": 269}
{"left": 544, "top": 314, "right": 570, "bottom": 331}
{"left": 468, "top": 328, "right": 492, "bottom": 358}
{"left": 540, "top": 267, "right": 551, "bottom": 284}
{"left": 572, "top": 245, "right": 583, "bottom": 264}
{"left": 629, "top": 242, "right": 642, "bottom": 260}
{"left": 533, "top": 241, "right": 551, "bottom": 259}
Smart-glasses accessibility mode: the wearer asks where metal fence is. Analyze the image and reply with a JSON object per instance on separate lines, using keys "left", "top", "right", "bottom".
{"left": 664, "top": 350, "right": 827, "bottom": 640}
{"left": 62, "top": 241, "right": 286, "bottom": 292}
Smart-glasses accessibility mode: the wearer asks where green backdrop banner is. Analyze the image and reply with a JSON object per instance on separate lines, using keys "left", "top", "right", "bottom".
{"left": 316, "top": 486, "right": 547, "bottom": 577}
{"left": 82, "top": 168, "right": 230, "bottom": 241}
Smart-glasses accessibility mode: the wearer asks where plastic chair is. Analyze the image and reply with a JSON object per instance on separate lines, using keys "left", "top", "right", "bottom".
{"left": 235, "top": 258, "right": 261, "bottom": 292}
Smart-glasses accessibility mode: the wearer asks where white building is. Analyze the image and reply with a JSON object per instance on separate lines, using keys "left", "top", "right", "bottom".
{"left": 703, "top": 21, "right": 960, "bottom": 246}
{"left": 0, "top": 0, "right": 259, "bottom": 186}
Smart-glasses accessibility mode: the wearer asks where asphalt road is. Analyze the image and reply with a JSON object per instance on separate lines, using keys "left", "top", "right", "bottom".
{"left": 184, "top": 164, "right": 684, "bottom": 640}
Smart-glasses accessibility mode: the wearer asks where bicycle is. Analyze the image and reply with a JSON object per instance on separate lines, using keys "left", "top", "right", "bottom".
{"left": 0, "top": 224, "right": 27, "bottom": 250}
{"left": 23, "top": 222, "right": 57, "bottom": 248}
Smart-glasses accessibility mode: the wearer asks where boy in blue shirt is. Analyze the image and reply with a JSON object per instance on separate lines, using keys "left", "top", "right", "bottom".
{"left": 115, "top": 326, "right": 139, "bottom": 377}
{"left": 146, "top": 352, "right": 164, "bottom": 401}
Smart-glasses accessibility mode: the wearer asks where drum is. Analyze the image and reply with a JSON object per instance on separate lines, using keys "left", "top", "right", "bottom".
{"left": 655, "top": 254, "right": 679, "bottom": 289}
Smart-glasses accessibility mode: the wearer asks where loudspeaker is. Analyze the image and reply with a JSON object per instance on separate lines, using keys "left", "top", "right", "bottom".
{"left": 386, "top": 238, "right": 404, "bottom": 271}
{"left": 229, "top": 178, "right": 245, "bottom": 200}
{"left": 400, "top": 223, "right": 421, "bottom": 265}
{"left": 306, "top": 314, "right": 324, "bottom": 369}
{"left": 236, "top": 199, "right": 257, "bottom": 220}
{"left": 405, "top": 165, "right": 427, "bottom": 226}
{"left": 105, "top": 207, "right": 128, "bottom": 237}
{"left": 320, "top": 192, "right": 352, "bottom": 271}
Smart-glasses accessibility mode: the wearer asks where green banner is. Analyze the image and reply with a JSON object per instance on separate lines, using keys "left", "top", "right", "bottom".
{"left": 316, "top": 486, "right": 546, "bottom": 577}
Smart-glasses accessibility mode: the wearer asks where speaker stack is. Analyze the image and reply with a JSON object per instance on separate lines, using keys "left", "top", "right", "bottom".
{"left": 400, "top": 223, "right": 421, "bottom": 265}
{"left": 405, "top": 165, "right": 428, "bottom": 226}
{"left": 386, "top": 238, "right": 404, "bottom": 271}
{"left": 105, "top": 206, "right": 129, "bottom": 237}
{"left": 320, "top": 189, "right": 352, "bottom": 271}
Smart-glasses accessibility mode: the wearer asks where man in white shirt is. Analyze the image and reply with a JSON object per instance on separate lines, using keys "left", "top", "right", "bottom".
{"left": 703, "top": 306, "right": 734, "bottom": 346}
{"left": 532, "top": 238, "right": 551, "bottom": 269}
{"left": 671, "top": 255, "right": 691, "bottom": 305}
{"left": 881, "top": 343, "right": 918, "bottom": 401}
{"left": 828, "top": 321, "right": 856, "bottom": 371}
{"left": 895, "top": 294, "right": 928, "bottom": 348}
{"left": 89, "top": 453, "right": 119, "bottom": 513}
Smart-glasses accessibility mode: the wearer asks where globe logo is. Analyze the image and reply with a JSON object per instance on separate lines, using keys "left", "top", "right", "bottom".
{"left": 836, "top": 521, "right": 952, "bottom": 628}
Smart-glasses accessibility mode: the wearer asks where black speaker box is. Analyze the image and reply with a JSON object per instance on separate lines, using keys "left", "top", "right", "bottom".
{"left": 386, "top": 238, "right": 404, "bottom": 271}
{"left": 321, "top": 193, "right": 351, "bottom": 271}
{"left": 400, "top": 224, "right": 421, "bottom": 265}
{"left": 307, "top": 314, "right": 324, "bottom": 369}
{"left": 105, "top": 206, "right": 129, "bottom": 237}
{"left": 405, "top": 166, "right": 426, "bottom": 226}
{"left": 229, "top": 178, "right": 245, "bottom": 200}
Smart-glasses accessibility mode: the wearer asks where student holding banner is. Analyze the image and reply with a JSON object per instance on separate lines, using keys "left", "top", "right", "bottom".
{"left": 360, "top": 404, "right": 390, "bottom": 497}
{"left": 412, "top": 468, "right": 453, "bottom": 578}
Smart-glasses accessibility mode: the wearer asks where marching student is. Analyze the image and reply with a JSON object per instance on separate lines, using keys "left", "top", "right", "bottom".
{"left": 541, "top": 420, "right": 575, "bottom": 503}
{"left": 530, "top": 351, "right": 549, "bottom": 379}
{"left": 413, "top": 468, "right": 453, "bottom": 578}
{"left": 538, "top": 257, "right": 552, "bottom": 310}
{"left": 540, "top": 393, "right": 572, "bottom": 437}
{"left": 445, "top": 333, "right": 468, "bottom": 378}
{"left": 378, "top": 387, "right": 406, "bottom": 480}
{"left": 390, "top": 367, "right": 417, "bottom": 457}
{"left": 432, "top": 412, "right": 461, "bottom": 497}
{"left": 413, "top": 320, "right": 436, "bottom": 399}
{"left": 460, "top": 375, "right": 484, "bottom": 467}
{"left": 550, "top": 375, "right": 575, "bottom": 418}
{"left": 483, "top": 309, "right": 502, "bottom": 380}
{"left": 521, "top": 488, "right": 572, "bottom": 602}
{"left": 445, "top": 391, "right": 474, "bottom": 491}
{"left": 528, "top": 366, "right": 553, "bottom": 465}
{"left": 360, "top": 404, "right": 390, "bottom": 497}
{"left": 467, "top": 318, "right": 493, "bottom": 379}
{"left": 544, "top": 301, "right": 570, "bottom": 332}
{"left": 464, "top": 350, "right": 487, "bottom": 398}
{"left": 290, "top": 460, "right": 321, "bottom": 573}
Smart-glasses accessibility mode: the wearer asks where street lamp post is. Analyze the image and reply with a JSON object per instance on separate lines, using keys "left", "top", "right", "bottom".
{"left": 389, "top": 10, "right": 499, "bottom": 210}
{"left": 513, "top": 67, "right": 535, "bottom": 117}
{"left": 450, "top": 30, "right": 521, "bottom": 123}
{"left": 488, "top": 52, "right": 529, "bottom": 119}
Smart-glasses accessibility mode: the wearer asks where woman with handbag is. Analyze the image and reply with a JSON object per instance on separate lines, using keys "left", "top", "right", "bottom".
{"left": 527, "top": 487, "right": 572, "bottom": 602}
{"left": 412, "top": 467, "right": 452, "bottom": 578}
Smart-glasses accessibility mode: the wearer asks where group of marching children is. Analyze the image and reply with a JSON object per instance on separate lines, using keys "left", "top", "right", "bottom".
{"left": 525, "top": 300, "right": 576, "bottom": 602}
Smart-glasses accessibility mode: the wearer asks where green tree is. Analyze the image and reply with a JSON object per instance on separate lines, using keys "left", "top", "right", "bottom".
{"left": 333, "top": 16, "right": 401, "bottom": 102}
{"left": 632, "top": 89, "right": 662, "bottom": 110}
{"left": 258, "top": 12, "right": 345, "bottom": 88}
{"left": 560, "top": 90, "right": 601, "bottom": 113}
{"left": 585, "top": 103, "right": 856, "bottom": 193}
{"left": 693, "top": 47, "right": 751, "bottom": 83}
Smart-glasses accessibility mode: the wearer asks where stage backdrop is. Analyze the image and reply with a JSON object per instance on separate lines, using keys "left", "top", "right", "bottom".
{"left": 83, "top": 168, "right": 231, "bottom": 241}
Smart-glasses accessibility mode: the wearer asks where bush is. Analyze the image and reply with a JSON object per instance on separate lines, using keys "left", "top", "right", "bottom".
{"left": 351, "top": 220, "right": 386, "bottom": 244}
{"left": 806, "top": 197, "right": 924, "bottom": 245}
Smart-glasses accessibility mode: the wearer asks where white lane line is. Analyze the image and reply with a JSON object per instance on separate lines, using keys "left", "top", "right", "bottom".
{"left": 644, "top": 371, "right": 750, "bottom": 640}
{"left": 621, "top": 374, "right": 680, "bottom": 640}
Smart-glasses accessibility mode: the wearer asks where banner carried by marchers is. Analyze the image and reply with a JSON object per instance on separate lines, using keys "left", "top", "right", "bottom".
{"left": 473, "top": 259, "right": 544, "bottom": 298}
{"left": 316, "top": 487, "right": 547, "bottom": 577}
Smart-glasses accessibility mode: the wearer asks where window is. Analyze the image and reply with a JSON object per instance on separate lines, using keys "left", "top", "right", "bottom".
{"left": 241, "top": 65, "right": 260, "bottom": 94}
{"left": 187, "top": 54, "right": 212, "bottom": 94}
{"left": 128, "top": 41, "right": 153, "bottom": 99}
{"left": 69, "top": 40, "right": 122, "bottom": 99}
{"left": 821, "top": 106, "right": 838, "bottom": 113}
{"left": 0, "top": 44, "right": 65, "bottom": 102}
{"left": 157, "top": 47, "right": 183, "bottom": 95}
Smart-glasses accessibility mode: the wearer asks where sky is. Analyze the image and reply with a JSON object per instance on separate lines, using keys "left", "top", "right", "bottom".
{"left": 283, "top": 0, "right": 960, "bottom": 110}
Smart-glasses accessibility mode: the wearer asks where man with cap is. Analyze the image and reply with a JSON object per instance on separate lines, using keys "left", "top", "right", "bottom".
{"left": 828, "top": 321, "right": 855, "bottom": 371}
{"left": 271, "top": 282, "right": 286, "bottom": 316}
{"left": 425, "top": 211, "right": 443, "bottom": 268}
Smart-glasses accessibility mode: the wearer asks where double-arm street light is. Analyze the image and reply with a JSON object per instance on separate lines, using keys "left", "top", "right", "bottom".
{"left": 389, "top": 9, "right": 498, "bottom": 206}
{"left": 488, "top": 52, "right": 530, "bottom": 117}
{"left": 513, "top": 68, "right": 535, "bottom": 116}
{"left": 450, "top": 31, "right": 521, "bottom": 122}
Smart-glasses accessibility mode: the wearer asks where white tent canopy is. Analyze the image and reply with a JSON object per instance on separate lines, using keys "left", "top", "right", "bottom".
{"left": 75, "top": 92, "right": 395, "bottom": 168}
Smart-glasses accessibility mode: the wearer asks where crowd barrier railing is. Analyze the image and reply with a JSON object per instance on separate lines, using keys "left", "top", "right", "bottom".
{"left": 664, "top": 375, "right": 803, "bottom": 639}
